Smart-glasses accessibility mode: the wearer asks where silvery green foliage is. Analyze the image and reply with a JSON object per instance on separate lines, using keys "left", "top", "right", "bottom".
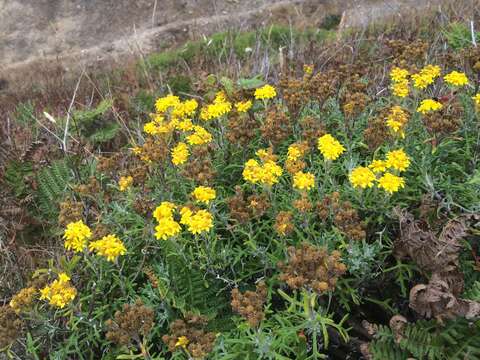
{"left": 345, "top": 241, "right": 382, "bottom": 278}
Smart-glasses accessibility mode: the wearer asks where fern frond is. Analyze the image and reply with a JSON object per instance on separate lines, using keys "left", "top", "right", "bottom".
{"left": 36, "top": 159, "right": 74, "bottom": 218}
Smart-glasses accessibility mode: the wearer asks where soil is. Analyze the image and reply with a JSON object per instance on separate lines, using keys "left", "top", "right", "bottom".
{"left": 0, "top": 0, "right": 458, "bottom": 92}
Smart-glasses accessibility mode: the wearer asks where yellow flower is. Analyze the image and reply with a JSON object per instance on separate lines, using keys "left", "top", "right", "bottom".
{"left": 153, "top": 202, "right": 176, "bottom": 222}
{"left": 444, "top": 71, "right": 469, "bottom": 87}
{"left": 118, "top": 176, "right": 133, "bottom": 191}
{"left": 261, "top": 161, "right": 283, "bottom": 186}
{"left": 183, "top": 209, "right": 213, "bottom": 235}
{"left": 254, "top": 84, "right": 276, "bottom": 100}
{"left": 377, "top": 173, "right": 405, "bottom": 194}
{"left": 171, "top": 99, "right": 198, "bottom": 118}
{"left": 176, "top": 119, "right": 195, "bottom": 131}
{"left": 243, "top": 159, "right": 262, "bottom": 184}
{"left": 39, "top": 273, "right": 76, "bottom": 308}
{"left": 171, "top": 142, "right": 189, "bottom": 165}
{"left": 473, "top": 93, "right": 480, "bottom": 105}
{"left": 287, "top": 143, "right": 308, "bottom": 161}
{"left": 88, "top": 234, "right": 127, "bottom": 262}
{"left": 242, "top": 158, "right": 283, "bottom": 186}
{"left": 143, "top": 121, "right": 159, "bottom": 135}
{"left": 256, "top": 148, "right": 277, "bottom": 163}
{"left": 63, "top": 220, "right": 92, "bottom": 252}
{"left": 417, "top": 99, "right": 443, "bottom": 114}
{"left": 186, "top": 126, "right": 213, "bottom": 145}
{"left": 180, "top": 206, "right": 193, "bottom": 225}
{"left": 200, "top": 101, "right": 232, "bottom": 121}
{"left": 131, "top": 146, "right": 142, "bottom": 155}
{"left": 175, "top": 336, "right": 189, "bottom": 348}
{"left": 293, "top": 171, "right": 315, "bottom": 191}
{"left": 349, "top": 166, "right": 376, "bottom": 189}
{"left": 391, "top": 80, "right": 409, "bottom": 98}
{"left": 235, "top": 100, "right": 253, "bottom": 113}
{"left": 192, "top": 186, "right": 216, "bottom": 204}
{"left": 390, "top": 67, "right": 409, "bottom": 82}
{"left": 386, "top": 149, "right": 410, "bottom": 172}
{"left": 368, "top": 160, "right": 387, "bottom": 173}
{"left": 411, "top": 65, "right": 441, "bottom": 89}
{"left": 287, "top": 146, "right": 302, "bottom": 161}
{"left": 154, "top": 217, "right": 182, "bottom": 240}
{"left": 317, "top": 134, "right": 345, "bottom": 161}
{"left": 386, "top": 106, "right": 409, "bottom": 136}
{"left": 303, "top": 64, "right": 314, "bottom": 75}
{"left": 155, "top": 94, "right": 181, "bottom": 113}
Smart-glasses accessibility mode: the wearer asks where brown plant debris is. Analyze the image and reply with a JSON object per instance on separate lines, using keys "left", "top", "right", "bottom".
{"left": 317, "top": 192, "right": 366, "bottom": 241}
{"left": 162, "top": 313, "right": 216, "bottom": 359}
{"left": 389, "top": 315, "right": 408, "bottom": 344}
{"left": 231, "top": 281, "right": 267, "bottom": 327}
{"left": 278, "top": 242, "right": 347, "bottom": 294}
{"left": 409, "top": 273, "right": 480, "bottom": 321}
{"left": 394, "top": 208, "right": 477, "bottom": 275}
{"left": 395, "top": 208, "right": 480, "bottom": 320}
{"left": 0, "top": 305, "right": 23, "bottom": 348}
{"left": 227, "top": 186, "right": 270, "bottom": 224}
{"left": 105, "top": 299, "right": 154, "bottom": 346}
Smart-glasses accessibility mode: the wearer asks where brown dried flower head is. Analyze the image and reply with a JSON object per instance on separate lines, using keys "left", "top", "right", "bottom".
{"left": 105, "top": 299, "right": 154, "bottom": 346}
{"left": 231, "top": 281, "right": 267, "bottom": 327}
{"left": 162, "top": 313, "right": 216, "bottom": 359}
{"left": 275, "top": 211, "right": 294, "bottom": 236}
{"left": 278, "top": 242, "right": 347, "bottom": 294}
{"left": 0, "top": 305, "right": 23, "bottom": 348}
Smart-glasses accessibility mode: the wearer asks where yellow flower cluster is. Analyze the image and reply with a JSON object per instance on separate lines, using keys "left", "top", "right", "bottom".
{"left": 88, "top": 234, "right": 127, "bottom": 262}
{"left": 200, "top": 91, "right": 232, "bottom": 121}
{"left": 254, "top": 84, "right": 276, "bottom": 100}
{"left": 118, "top": 176, "right": 133, "bottom": 191}
{"left": 243, "top": 155, "right": 283, "bottom": 186}
{"left": 153, "top": 201, "right": 214, "bottom": 238}
{"left": 377, "top": 173, "right": 405, "bottom": 194}
{"left": 39, "top": 273, "right": 77, "bottom": 308}
{"left": 386, "top": 149, "right": 411, "bottom": 171}
{"left": 155, "top": 94, "right": 181, "bottom": 113}
{"left": 63, "top": 221, "right": 127, "bottom": 263}
{"left": 171, "top": 142, "right": 190, "bottom": 165}
{"left": 386, "top": 106, "right": 409, "bottom": 137}
{"left": 143, "top": 116, "right": 171, "bottom": 136}
{"left": 235, "top": 100, "right": 253, "bottom": 113}
{"left": 175, "top": 336, "right": 189, "bottom": 348}
{"left": 350, "top": 149, "right": 409, "bottom": 193}
{"left": 444, "top": 71, "right": 469, "bottom": 87}
{"left": 180, "top": 208, "right": 214, "bottom": 235}
{"left": 292, "top": 171, "right": 315, "bottom": 191}
{"left": 390, "top": 67, "right": 409, "bottom": 82}
{"left": 390, "top": 67, "right": 409, "bottom": 98}
{"left": 63, "top": 220, "right": 92, "bottom": 252}
{"left": 473, "top": 93, "right": 480, "bottom": 111}
{"left": 145, "top": 95, "right": 199, "bottom": 136}
{"left": 391, "top": 81, "right": 409, "bottom": 98}
{"left": 417, "top": 99, "right": 443, "bottom": 114}
{"left": 153, "top": 202, "right": 181, "bottom": 240}
{"left": 317, "top": 134, "right": 345, "bottom": 161}
{"left": 349, "top": 167, "right": 376, "bottom": 189}
{"left": 186, "top": 125, "right": 213, "bottom": 145}
{"left": 369, "top": 160, "right": 387, "bottom": 173}
{"left": 411, "top": 65, "right": 441, "bottom": 89}
{"left": 473, "top": 93, "right": 480, "bottom": 105}
{"left": 171, "top": 99, "right": 199, "bottom": 119}
{"left": 192, "top": 186, "right": 216, "bottom": 204}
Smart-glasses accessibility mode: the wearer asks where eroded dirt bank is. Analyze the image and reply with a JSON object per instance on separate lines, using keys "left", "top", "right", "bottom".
{"left": 0, "top": 0, "right": 463, "bottom": 92}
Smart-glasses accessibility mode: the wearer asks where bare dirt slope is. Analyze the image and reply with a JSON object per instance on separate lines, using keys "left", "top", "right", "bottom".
{"left": 0, "top": 0, "right": 461, "bottom": 91}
